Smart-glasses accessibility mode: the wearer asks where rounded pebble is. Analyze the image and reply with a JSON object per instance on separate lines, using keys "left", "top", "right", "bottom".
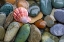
{"left": 59, "top": 35, "right": 64, "bottom": 42}
{"left": 50, "top": 24, "right": 64, "bottom": 36}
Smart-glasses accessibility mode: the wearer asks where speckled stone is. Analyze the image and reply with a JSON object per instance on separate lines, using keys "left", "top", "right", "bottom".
{"left": 42, "top": 32, "right": 59, "bottom": 42}
{"left": 28, "top": 24, "right": 41, "bottom": 42}
{"left": 4, "top": 12, "right": 13, "bottom": 29}
{"left": 40, "top": 0, "right": 52, "bottom": 15}
{"left": 0, "top": 12, "right": 6, "bottom": 26}
{"left": 44, "top": 15, "right": 55, "bottom": 27}
{"left": 54, "top": 9, "right": 64, "bottom": 23}
{"left": 0, "top": 3, "right": 13, "bottom": 16}
{"left": 0, "top": 26, "right": 5, "bottom": 40}
{"left": 59, "top": 35, "right": 64, "bottom": 42}
{"left": 28, "top": 3, "right": 40, "bottom": 17}
{"left": 4, "top": 22, "right": 20, "bottom": 42}
{"left": 50, "top": 24, "right": 64, "bottom": 36}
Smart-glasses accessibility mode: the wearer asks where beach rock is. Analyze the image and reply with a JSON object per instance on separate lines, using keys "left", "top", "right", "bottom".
{"left": 40, "top": 0, "right": 52, "bottom": 15}
{"left": 50, "top": 24, "right": 64, "bottom": 36}
{"left": 28, "top": 24, "right": 41, "bottom": 42}
{"left": 0, "top": 26, "right": 5, "bottom": 40}
{"left": 59, "top": 35, "right": 64, "bottom": 42}
{"left": 0, "top": 3, "right": 13, "bottom": 16}
{"left": 4, "top": 22, "right": 20, "bottom": 42}
{"left": 0, "top": 12, "right": 6, "bottom": 26}
{"left": 42, "top": 32, "right": 59, "bottom": 42}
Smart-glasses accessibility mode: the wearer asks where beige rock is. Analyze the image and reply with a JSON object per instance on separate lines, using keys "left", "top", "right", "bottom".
{"left": 28, "top": 24, "right": 41, "bottom": 42}
{"left": 4, "top": 12, "right": 13, "bottom": 29}
{"left": 29, "top": 12, "right": 43, "bottom": 23}
{"left": 0, "top": 26, "right": 5, "bottom": 40}
{"left": 4, "top": 22, "right": 20, "bottom": 42}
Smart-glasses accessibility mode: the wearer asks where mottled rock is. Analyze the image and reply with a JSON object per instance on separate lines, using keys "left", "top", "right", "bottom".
{"left": 4, "top": 22, "right": 20, "bottom": 42}
{"left": 4, "top": 12, "right": 13, "bottom": 29}
{"left": 0, "top": 26, "right": 5, "bottom": 40}
{"left": 42, "top": 32, "right": 59, "bottom": 42}
{"left": 59, "top": 35, "right": 64, "bottom": 42}
{"left": 28, "top": 24, "right": 41, "bottom": 42}
{"left": 0, "top": 12, "right": 6, "bottom": 26}
{"left": 40, "top": 0, "right": 52, "bottom": 15}
{"left": 44, "top": 15, "right": 55, "bottom": 27}
{"left": 50, "top": 24, "right": 64, "bottom": 36}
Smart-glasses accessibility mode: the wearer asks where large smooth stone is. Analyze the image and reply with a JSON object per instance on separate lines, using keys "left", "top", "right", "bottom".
{"left": 44, "top": 15, "right": 55, "bottom": 27}
{"left": 0, "top": 3, "right": 13, "bottom": 16}
{"left": 52, "top": 0, "right": 64, "bottom": 8}
{"left": 0, "top": 26, "right": 5, "bottom": 40}
{"left": 4, "top": 12, "right": 13, "bottom": 29}
{"left": 50, "top": 24, "right": 64, "bottom": 36}
{"left": 59, "top": 35, "right": 64, "bottom": 42}
{"left": 54, "top": 9, "right": 64, "bottom": 23}
{"left": 28, "top": 24, "right": 41, "bottom": 42}
{"left": 40, "top": 0, "right": 52, "bottom": 15}
{"left": 42, "top": 32, "right": 59, "bottom": 42}
{"left": 29, "top": 12, "right": 43, "bottom": 23}
{"left": 4, "top": 22, "right": 20, "bottom": 42}
{"left": 0, "top": 12, "right": 6, "bottom": 26}
{"left": 28, "top": 3, "right": 40, "bottom": 17}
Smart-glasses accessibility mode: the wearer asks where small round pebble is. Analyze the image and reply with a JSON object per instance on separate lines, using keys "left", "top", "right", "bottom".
{"left": 0, "top": 3, "right": 13, "bottom": 16}
{"left": 54, "top": 9, "right": 64, "bottom": 23}
{"left": 50, "top": 24, "right": 64, "bottom": 36}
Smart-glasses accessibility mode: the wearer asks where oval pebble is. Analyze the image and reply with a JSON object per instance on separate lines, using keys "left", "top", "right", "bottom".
{"left": 50, "top": 24, "right": 64, "bottom": 36}
{"left": 28, "top": 3, "right": 40, "bottom": 17}
{"left": 4, "top": 12, "right": 13, "bottom": 29}
{"left": 59, "top": 35, "right": 64, "bottom": 42}
{"left": 0, "top": 26, "right": 5, "bottom": 40}
{"left": 0, "top": 12, "right": 6, "bottom": 26}
{"left": 0, "top": 3, "right": 13, "bottom": 16}
{"left": 28, "top": 24, "right": 41, "bottom": 42}
{"left": 42, "top": 32, "right": 59, "bottom": 42}
{"left": 54, "top": 9, "right": 64, "bottom": 23}
{"left": 44, "top": 15, "right": 55, "bottom": 27}
{"left": 4, "top": 22, "right": 20, "bottom": 42}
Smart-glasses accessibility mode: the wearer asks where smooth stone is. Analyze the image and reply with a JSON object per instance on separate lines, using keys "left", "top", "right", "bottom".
{"left": 4, "top": 22, "right": 20, "bottom": 42}
{"left": 0, "top": 0, "right": 5, "bottom": 8}
{"left": 44, "top": 15, "right": 55, "bottom": 27}
{"left": 28, "top": 24, "right": 41, "bottom": 42}
{"left": 34, "top": 19, "right": 47, "bottom": 29}
{"left": 42, "top": 32, "right": 59, "bottom": 42}
{"left": 0, "top": 26, "right": 5, "bottom": 40}
{"left": 50, "top": 24, "right": 64, "bottom": 36}
{"left": 52, "top": 0, "right": 64, "bottom": 8}
{"left": 4, "top": 12, "right": 13, "bottom": 29}
{"left": 54, "top": 9, "right": 64, "bottom": 23}
{"left": 29, "top": 12, "right": 43, "bottom": 23}
{"left": 5, "top": 0, "right": 16, "bottom": 4}
{"left": 59, "top": 35, "right": 64, "bottom": 42}
{"left": 0, "top": 12, "right": 6, "bottom": 26}
{"left": 17, "top": 0, "right": 29, "bottom": 10}
{"left": 0, "top": 3, "right": 13, "bottom": 16}
{"left": 40, "top": 0, "right": 52, "bottom": 15}
{"left": 27, "top": 1, "right": 35, "bottom": 5}
{"left": 28, "top": 3, "right": 40, "bottom": 17}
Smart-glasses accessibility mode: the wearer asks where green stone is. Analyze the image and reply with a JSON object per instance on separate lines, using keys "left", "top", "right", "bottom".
{"left": 0, "top": 26, "right": 5, "bottom": 40}
{"left": 42, "top": 32, "right": 59, "bottom": 42}
{"left": 40, "top": 0, "right": 52, "bottom": 15}
{"left": 59, "top": 35, "right": 64, "bottom": 42}
{"left": 52, "top": 0, "right": 64, "bottom": 8}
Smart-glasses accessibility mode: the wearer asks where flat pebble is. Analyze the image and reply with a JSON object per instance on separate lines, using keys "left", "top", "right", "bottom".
{"left": 50, "top": 24, "right": 64, "bottom": 36}
{"left": 0, "top": 26, "right": 5, "bottom": 40}
{"left": 28, "top": 24, "right": 41, "bottom": 42}
{"left": 54, "top": 9, "right": 64, "bottom": 23}
{"left": 0, "top": 12, "right": 6, "bottom": 26}
{"left": 4, "top": 22, "right": 20, "bottom": 42}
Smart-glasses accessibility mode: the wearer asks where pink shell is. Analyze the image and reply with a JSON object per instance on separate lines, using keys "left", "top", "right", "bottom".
{"left": 13, "top": 7, "right": 31, "bottom": 23}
